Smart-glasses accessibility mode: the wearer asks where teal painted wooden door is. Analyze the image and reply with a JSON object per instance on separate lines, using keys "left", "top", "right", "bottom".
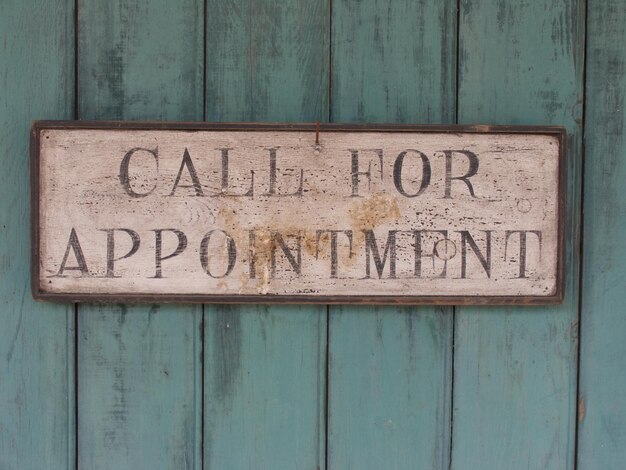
{"left": 1, "top": 0, "right": 624, "bottom": 469}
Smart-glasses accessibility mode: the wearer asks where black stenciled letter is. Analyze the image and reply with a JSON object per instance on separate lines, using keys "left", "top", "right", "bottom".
{"left": 413, "top": 230, "right": 450, "bottom": 278}
{"left": 170, "top": 148, "right": 204, "bottom": 196}
{"left": 54, "top": 228, "right": 89, "bottom": 276}
{"left": 100, "top": 229, "right": 140, "bottom": 278}
{"left": 505, "top": 230, "right": 542, "bottom": 278}
{"left": 248, "top": 230, "right": 257, "bottom": 279}
{"left": 271, "top": 232, "right": 302, "bottom": 277}
{"left": 315, "top": 230, "right": 354, "bottom": 278}
{"left": 119, "top": 147, "right": 158, "bottom": 197}
{"left": 393, "top": 150, "right": 431, "bottom": 197}
{"left": 350, "top": 149, "right": 384, "bottom": 197}
{"left": 216, "top": 148, "right": 254, "bottom": 196}
{"left": 152, "top": 229, "right": 187, "bottom": 278}
{"left": 443, "top": 150, "right": 479, "bottom": 198}
{"left": 364, "top": 230, "right": 397, "bottom": 279}
{"left": 458, "top": 230, "right": 492, "bottom": 278}
{"left": 265, "top": 148, "right": 304, "bottom": 196}
{"left": 200, "top": 230, "right": 237, "bottom": 278}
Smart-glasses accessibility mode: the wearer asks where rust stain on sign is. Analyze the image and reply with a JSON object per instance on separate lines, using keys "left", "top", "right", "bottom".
{"left": 579, "top": 398, "right": 585, "bottom": 422}
{"left": 349, "top": 193, "right": 401, "bottom": 230}
{"left": 31, "top": 122, "right": 566, "bottom": 304}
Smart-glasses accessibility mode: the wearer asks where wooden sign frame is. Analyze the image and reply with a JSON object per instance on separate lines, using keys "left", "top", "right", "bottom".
{"left": 31, "top": 121, "right": 566, "bottom": 305}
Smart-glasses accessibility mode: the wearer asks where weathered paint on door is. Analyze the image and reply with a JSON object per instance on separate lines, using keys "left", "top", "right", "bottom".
{"left": 0, "top": 0, "right": 624, "bottom": 469}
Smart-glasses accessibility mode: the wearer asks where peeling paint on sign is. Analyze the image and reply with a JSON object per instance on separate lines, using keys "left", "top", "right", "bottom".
{"left": 31, "top": 122, "right": 565, "bottom": 304}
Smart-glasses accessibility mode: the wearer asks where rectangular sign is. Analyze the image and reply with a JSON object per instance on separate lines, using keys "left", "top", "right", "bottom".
{"left": 31, "top": 122, "right": 565, "bottom": 304}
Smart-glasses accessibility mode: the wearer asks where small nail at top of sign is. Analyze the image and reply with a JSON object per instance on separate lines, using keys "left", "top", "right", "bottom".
{"left": 314, "top": 121, "right": 321, "bottom": 155}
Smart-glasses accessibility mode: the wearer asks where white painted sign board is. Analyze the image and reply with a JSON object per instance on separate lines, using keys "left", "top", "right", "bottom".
{"left": 31, "top": 122, "right": 565, "bottom": 304}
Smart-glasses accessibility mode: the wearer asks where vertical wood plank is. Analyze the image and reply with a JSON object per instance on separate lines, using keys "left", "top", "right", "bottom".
{"left": 328, "top": 1, "right": 456, "bottom": 468}
{"left": 328, "top": 307, "right": 452, "bottom": 469}
{"left": 331, "top": 0, "right": 456, "bottom": 124}
{"left": 0, "top": 1, "right": 75, "bottom": 468}
{"left": 578, "top": 1, "right": 626, "bottom": 468}
{"left": 205, "top": 0, "right": 328, "bottom": 123}
{"left": 204, "top": 1, "right": 329, "bottom": 468}
{"left": 452, "top": 1, "right": 584, "bottom": 468}
{"left": 204, "top": 306, "right": 326, "bottom": 468}
{"left": 77, "top": 1, "right": 204, "bottom": 468}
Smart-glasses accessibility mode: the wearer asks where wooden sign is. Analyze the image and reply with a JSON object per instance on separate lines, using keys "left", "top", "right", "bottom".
{"left": 31, "top": 122, "right": 566, "bottom": 304}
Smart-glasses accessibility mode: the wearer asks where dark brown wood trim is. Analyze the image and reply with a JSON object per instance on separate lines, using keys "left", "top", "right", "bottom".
{"left": 30, "top": 123, "right": 42, "bottom": 301}
{"left": 32, "top": 119, "right": 567, "bottom": 135}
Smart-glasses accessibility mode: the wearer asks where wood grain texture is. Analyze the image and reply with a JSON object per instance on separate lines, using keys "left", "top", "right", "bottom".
{"left": 328, "top": 1, "right": 456, "bottom": 468}
{"left": 76, "top": 0, "right": 203, "bottom": 468}
{"left": 452, "top": 1, "right": 584, "bottom": 469}
{"left": 329, "top": 306, "right": 452, "bottom": 469}
{"left": 577, "top": 1, "right": 626, "bottom": 468}
{"left": 204, "top": 305, "right": 326, "bottom": 468}
{"left": 205, "top": 0, "right": 329, "bottom": 123}
{"left": 78, "top": 0, "right": 204, "bottom": 121}
{"left": 331, "top": 0, "right": 456, "bottom": 124}
{"left": 77, "top": 305, "right": 201, "bottom": 469}
{"left": 0, "top": 1, "right": 75, "bottom": 469}
{"left": 203, "top": 1, "right": 329, "bottom": 468}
